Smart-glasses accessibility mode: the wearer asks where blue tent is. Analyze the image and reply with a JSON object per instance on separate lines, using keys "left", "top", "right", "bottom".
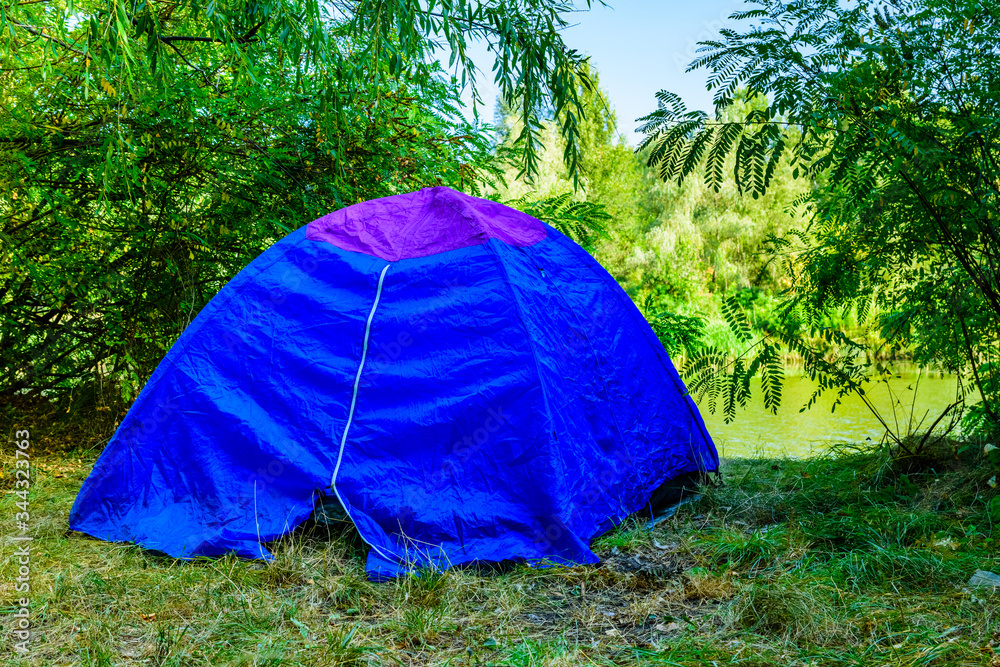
{"left": 70, "top": 187, "right": 718, "bottom": 579}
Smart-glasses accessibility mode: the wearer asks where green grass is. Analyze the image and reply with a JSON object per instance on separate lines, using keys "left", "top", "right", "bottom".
{"left": 2, "top": 415, "right": 999, "bottom": 665}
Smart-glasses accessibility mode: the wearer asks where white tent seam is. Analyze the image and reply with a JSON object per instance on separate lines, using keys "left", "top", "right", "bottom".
{"left": 331, "top": 262, "right": 394, "bottom": 562}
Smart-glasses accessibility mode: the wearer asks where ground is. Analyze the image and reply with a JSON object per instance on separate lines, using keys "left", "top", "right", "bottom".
{"left": 1, "top": 408, "right": 999, "bottom": 666}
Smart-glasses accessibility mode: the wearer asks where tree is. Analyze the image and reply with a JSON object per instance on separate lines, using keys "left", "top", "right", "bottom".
{"left": 0, "top": 0, "right": 595, "bottom": 187}
{"left": 0, "top": 15, "right": 501, "bottom": 402}
{"left": 606, "top": 93, "right": 809, "bottom": 306}
{"left": 639, "top": 0, "right": 1000, "bottom": 440}
{"left": 491, "top": 64, "right": 635, "bottom": 252}
{"left": 1, "top": 0, "right": 603, "bottom": 403}
{"left": 493, "top": 69, "right": 808, "bottom": 338}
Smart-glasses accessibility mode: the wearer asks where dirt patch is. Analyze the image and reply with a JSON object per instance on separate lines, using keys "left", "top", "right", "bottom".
{"left": 508, "top": 542, "right": 725, "bottom": 650}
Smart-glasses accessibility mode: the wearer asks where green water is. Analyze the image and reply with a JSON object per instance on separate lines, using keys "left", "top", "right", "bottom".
{"left": 694, "top": 370, "right": 964, "bottom": 458}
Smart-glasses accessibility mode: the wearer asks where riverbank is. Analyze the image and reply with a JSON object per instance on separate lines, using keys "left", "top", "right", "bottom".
{"left": 1, "top": 419, "right": 998, "bottom": 665}
{"left": 700, "top": 369, "right": 964, "bottom": 458}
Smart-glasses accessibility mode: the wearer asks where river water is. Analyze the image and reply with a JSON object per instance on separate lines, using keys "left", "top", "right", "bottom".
{"left": 693, "top": 369, "right": 964, "bottom": 458}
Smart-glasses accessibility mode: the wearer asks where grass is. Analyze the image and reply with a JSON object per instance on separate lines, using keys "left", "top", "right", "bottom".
{"left": 2, "top": 410, "right": 1000, "bottom": 665}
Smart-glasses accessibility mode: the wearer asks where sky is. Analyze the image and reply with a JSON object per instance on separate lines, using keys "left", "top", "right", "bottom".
{"left": 455, "top": 0, "right": 748, "bottom": 145}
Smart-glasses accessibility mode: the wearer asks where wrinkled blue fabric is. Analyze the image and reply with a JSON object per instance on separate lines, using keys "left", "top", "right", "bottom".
{"left": 70, "top": 199, "right": 718, "bottom": 579}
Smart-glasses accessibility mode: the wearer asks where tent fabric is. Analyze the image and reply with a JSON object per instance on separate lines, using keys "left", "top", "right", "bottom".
{"left": 69, "top": 186, "right": 719, "bottom": 579}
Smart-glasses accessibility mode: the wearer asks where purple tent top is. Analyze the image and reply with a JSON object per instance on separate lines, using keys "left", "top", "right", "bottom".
{"left": 307, "top": 187, "right": 549, "bottom": 261}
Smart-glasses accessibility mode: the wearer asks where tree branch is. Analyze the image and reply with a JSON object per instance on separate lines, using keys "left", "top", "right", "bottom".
{"left": 158, "top": 21, "right": 264, "bottom": 45}
{"left": 9, "top": 21, "right": 85, "bottom": 56}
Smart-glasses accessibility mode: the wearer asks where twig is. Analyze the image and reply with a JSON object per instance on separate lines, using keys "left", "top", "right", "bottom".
{"left": 159, "top": 38, "right": 218, "bottom": 91}
{"left": 9, "top": 21, "right": 85, "bottom": 56}
{"left": 916, "top": 400, "right": 961, "bottom": 452}
{"left": 159, "top": 21, "right": 264, "bottom": 45}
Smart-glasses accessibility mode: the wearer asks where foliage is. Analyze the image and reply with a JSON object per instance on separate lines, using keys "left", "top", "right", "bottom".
{"left": 0, "top": 21, "right": 499, "bottom": 401}
{"left": 492, "top": 64, "right": 648, "bottom": 267}
{"left": 647, "top": 309, "right": 706, "bottom": 360}
{"left": 492, "top": 62, "right": 641, "bottom": 205}
{"left": 494, "top": 68, "right": 810, "bottom": 315}
{"left": 503, "top": 192, "right": 609, "bottom": 252}
{"left": 963, "top": 363, "right": 1000, "bottom": 440}
{"left": 640, "top": 0, "right": 1000, "bottom": 440}
{"left": 0, "top": 0, "right": 594, "bottom": 185}
{"left": 0, "top": 0, "right": 606, "bottom": 401}
{"left": 597, "top": 155, "right": 810, "bottom": 314}
{"left": 677, "top": 293, "right": 784, "bottom": 424}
